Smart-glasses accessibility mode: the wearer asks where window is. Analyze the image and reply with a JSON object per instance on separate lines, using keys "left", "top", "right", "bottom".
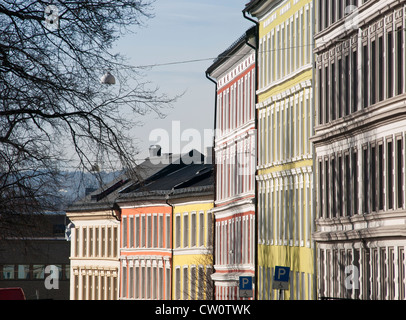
{"left": 352, "top": 149, "right": 358, "bottom": 215}
{"left": 318, "top": 67, "right": 323, "bottom": 125}
{"left": 159, "top": 215, "right": 164, "bottom": 248}
{"left": 396, "top": 137, "right": 403, "bottom": 209}
{"left": 387, "top": 31, "right": 394, "bottom": 99}
{"left": 183, "top": 213, "right": 189, "bottom": 248}
{"left": 318, "top": 0, "right": 323, "bottom": 32}
{"left": 147, "top": 265, "right": 151, "bottom": 299}
{"left": 176, "top": 215, "right": 181, "bottom": 248}
{"left": 331, "top": 0, "right": 336, "bottom": 25}
{"left": 113, "top": 226, "right": 118, "bottom": 257}
{"left": 147, "top": 215, "right": 152, "bottom": 248}
{"left": 159, "top": 267, "right": 163, "bottom": 299}
{"left": 399, "top": 248, "right": 405, "bottom": 300}
{"left": 89, "top": 227, "right": 93, "bottom": 256}
{"left": 345, "top": 153, "right": 351, "bottom": 216}
{"left": 378, "top": 143, "right": 384, "bottom": 210}
{"left": 166, "top": 267, "right": 171, "bottom": 300}
{"left": 387, "top": 139, "right": 394, "bottom": 210}
{"left": 345, "top": 54, "right": 350, "bottom": 116}
{"left": 396, "top": 27, "right": 403, "bottom": 95}
{"left": 33, "top": 265, "right": 45, "bottom": 279}
{"left": 190, "top": 266, "right": 196, "bottom": 300}
{"left": 318, "top": 160, "right": 323, "bottom": 218}
{"left": 141, "top": 215, "right": 146, "bottom": 247}
{"left": 152, "top": 266, "right": 157, "bottom": 299}
{"left": 95, "top": 227, "right": 99, "bottom": 257}
{"left": 338, "top": 155, "right": 343, "bottom": 217}
{"left": 129, "top": 266, "right": 134, "bottom": 299}
{"left": 199, "top": 212, "right": 204, "bottom": 246}
{"left": 135, "top": 215, "right": 139, "bottom": 248}
{"left": 166, "top": 214, "right": 171, "bottom": 249}
{"left": 191, "top": 212, "right": 196, "bottom": 247}
{"left": 207, "top": 212, "right": 213, "bottom": 247}
{"left": 135, "top": 266, "right": 139, "bottom": 299}
{"left": 107, "top": 227, "right": 112, "bottom": 257}
{"left": 363, "top": 147, "right": 369, "bottom": 214}
{"left": 75, "top": 227, "right": 80, "bottom": 257}
{"left": 371, "top": 144, "right": 377, "bottom": 211}
{"left": 122, "top": 217, "right": 127, "bottom": 248}
{"left": 3, "top": 265, "right": 14, "bottom": 279}
{"left": 129, "top": 216, "right": 134, "bottom": 248}
{"left": 122, "top": 265, "right": 127, "bottom": 298}
{"left": 332, "top": 157, "right": 336, "bottom": 218}
{"left": 153, "top": 214, "right": 158, "bottom": 248}
{"left": 338, "top": 59, "right": 343, "bottom": 118}
{"left": 331, "top": 62, "right": 336, "bottom": 120}
{"left": 363, "top": 44, "right": 369, "bottom": 108}
{"left": 102, "top": 227, "right": 106, "bottom": 256}
{"left": 141, "top": 265, "right": 145, "bottom": 299}
{"left": 352, "top": 50, "right": 358, "bottom": 113}
{"left": 17, "top": 265, "right": 30, "bottom": 279}
{"left": 175, "top": 268, "right": 181, "bottom": 300}
{"left": 325, "top": 158, "right": 330, "bottom": 218}
{"left": 371, "top": 40, "right": 376, "bottom": 105}
{"left": 378, "top": 36, "right": 384, "bottom": 102}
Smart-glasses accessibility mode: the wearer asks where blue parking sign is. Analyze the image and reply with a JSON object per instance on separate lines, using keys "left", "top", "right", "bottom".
{"left": 239, "top": 276, "right": 253, "bottom": 298}
{"left": 239, "top": 276, "right": 253, "bottom": 290}
{"left": 273, "top": 266, "right": 290, "bottom": 290}
{"left": 274, "top": 266, "right": 290, "bottom": 282}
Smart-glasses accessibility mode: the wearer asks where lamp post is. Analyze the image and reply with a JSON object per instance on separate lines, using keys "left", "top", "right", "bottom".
{"left": 100, "top": 71, "right": 116, "bottom": 85}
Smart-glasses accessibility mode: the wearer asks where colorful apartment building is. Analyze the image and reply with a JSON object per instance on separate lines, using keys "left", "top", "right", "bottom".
{"left": 244, "top": 0, "right": 315, "bottom": 300}
{"left": 170, "top": 185, "right": 214, "bottom": 300}
{"left": 206, "top": 27, "right": 257, "bottom": 300}
{"left": 117, "top": 152, "right": 214, "bottom": 300}
{"left": 313, "top": 0, "right": 406, "bottom": 300}
{"left": 66, "top": 147, "right": 176, "bottom": 300}
{"left": 67, "top": 174, "right": 130, "bottom": 300}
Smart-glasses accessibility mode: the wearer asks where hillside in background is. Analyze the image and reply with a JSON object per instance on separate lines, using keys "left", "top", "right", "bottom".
{"left": 56, "top": 170, "right": 123, "bottom": 211}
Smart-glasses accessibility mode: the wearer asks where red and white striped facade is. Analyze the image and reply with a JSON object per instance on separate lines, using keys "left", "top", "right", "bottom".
{"left": 207, "top": 28, "right": 256, "bottom": 300}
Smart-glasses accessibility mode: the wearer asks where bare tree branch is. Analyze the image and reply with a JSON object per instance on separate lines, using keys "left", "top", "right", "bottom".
{"left": 0, "top": 0, "right": 179, "bottom": 237}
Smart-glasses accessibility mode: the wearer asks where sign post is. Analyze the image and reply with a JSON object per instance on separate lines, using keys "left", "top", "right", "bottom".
{"left": 272, "top": 266, "right": 290, "bottom": 300}
{"left": 239, "top": 276, "right": 253, "bottom": 298}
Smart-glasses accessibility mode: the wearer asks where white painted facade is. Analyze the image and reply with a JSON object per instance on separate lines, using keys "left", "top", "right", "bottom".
{"left": 207, "top": 28, "right": 256, "bottom": 300}
{"left": 313, "top": 0, "right": 406, "bottom": 300}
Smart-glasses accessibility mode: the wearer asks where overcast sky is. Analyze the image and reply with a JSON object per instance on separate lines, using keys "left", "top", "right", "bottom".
{"left": 115, "top": 0, "right": 253, "bottom": 162}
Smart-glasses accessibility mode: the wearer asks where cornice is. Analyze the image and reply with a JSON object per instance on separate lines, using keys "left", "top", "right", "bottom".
{"left": 312, "top": 94, "right": 406, "bottom": 146}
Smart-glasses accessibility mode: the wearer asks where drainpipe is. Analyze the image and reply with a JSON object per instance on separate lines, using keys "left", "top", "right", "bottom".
{"left": 206, "top": 72, "right": 217, "bottom": 139}
{"left": 165, "top": 190, "right": 174, "bottom": 300}
{"left": 242, "top": 7, "right": 259, "bottom": 301}
{"left": 205, "top": 71, "right": 217, "bottom": 297}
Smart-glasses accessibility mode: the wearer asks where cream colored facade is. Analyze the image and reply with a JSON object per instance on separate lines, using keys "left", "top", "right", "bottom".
{"left": 67, "top": 209, "right": 120, "bottom": 300}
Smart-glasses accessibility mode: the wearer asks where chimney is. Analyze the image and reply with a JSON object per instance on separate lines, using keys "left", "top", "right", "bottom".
{"left": 149, "top": 145, "right": 162, "bottom": 158}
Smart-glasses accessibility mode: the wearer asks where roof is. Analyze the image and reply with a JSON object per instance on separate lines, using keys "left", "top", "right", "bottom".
{"left": 66, "top": 155, "right": 173, "bottom": 212}
{"left": 66, "top": 149, "right": 213, "bottom": 211}
{"left": 206, "top": 26, "right": 256, "bottom": 75}
{"left": 243, "top": 0, "right": 262, "bottom": 12}
{"left": 117, "top": 162, "right": 214, "bottom": 202}
{"left": 243, "top": 0, "right": 282, "bottom": 17}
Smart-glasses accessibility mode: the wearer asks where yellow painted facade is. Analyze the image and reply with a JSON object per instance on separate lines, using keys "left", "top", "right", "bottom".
{"left": 248, "top": 0, "right": 315, "bottom": 300}
{"left": 172, "top": 201, "right": 214, "bottom": 300}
